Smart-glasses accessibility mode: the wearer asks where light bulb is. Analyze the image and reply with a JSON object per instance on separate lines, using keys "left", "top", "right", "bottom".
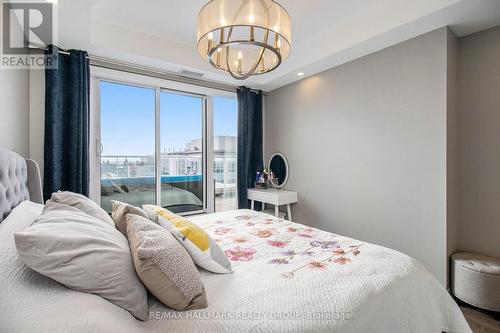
{"left": 238, "top": 51, "right": 243, "bottom": 59}
{"left": 248, "top": 14, "right": 255, "bottom": 24}
{"left": 207, "top": 32, "right": 213, "bottom": 40}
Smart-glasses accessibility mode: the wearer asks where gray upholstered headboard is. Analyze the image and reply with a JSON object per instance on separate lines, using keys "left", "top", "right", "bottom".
{"left": 0, "top": 147, "right": 43, "bottom": 223}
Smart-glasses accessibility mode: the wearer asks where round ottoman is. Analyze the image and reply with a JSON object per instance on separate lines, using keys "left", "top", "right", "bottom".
{"left": 451, "top": 252, "right": 500, "bottom": 312}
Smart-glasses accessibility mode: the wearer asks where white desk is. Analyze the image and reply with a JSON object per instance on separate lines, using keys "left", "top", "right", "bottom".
{"left": 247, "top": 188, "right": 298, "bottom": 221}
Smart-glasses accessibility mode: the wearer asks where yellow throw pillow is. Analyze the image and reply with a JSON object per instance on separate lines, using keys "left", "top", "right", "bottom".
{"left": 143, "top": 205, "right": 232, "bottom": 274}
{"left": 156, "top": 208, "right": 210, "bottom": 252}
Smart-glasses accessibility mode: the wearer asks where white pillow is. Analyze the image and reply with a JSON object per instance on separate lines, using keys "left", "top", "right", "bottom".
{"left": 48, "top": 191, "right": 115, "bottom": 226}
{"left": 143, "top": 205, "right": 232, "bottom": 274}
{"left": 14, "top": 201, "right": 148, "bottom": 320}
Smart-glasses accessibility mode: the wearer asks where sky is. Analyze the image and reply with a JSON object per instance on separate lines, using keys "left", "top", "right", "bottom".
{"left": 100, "top": 81, "right": 237, "bottom": 156}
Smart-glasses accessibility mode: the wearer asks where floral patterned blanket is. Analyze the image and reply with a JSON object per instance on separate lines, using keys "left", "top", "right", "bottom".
{"left": 185, "top": 209, "right": 471, "bottom": 333}
{"left": 202, "top": 212, "right": 363, "bottom": 279}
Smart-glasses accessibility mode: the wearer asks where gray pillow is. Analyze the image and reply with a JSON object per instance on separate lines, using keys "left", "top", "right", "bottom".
{"left": 126, "top": 214, "right": 207, "bottom": 311}
{"left": 111, "top": 200, "right": 149, "bottom": 235}
{"left": 14, "top": 201, "right": 148, "bottom": 320}
{"left": 48, "top": 191, "right": 114, "bottom": 226}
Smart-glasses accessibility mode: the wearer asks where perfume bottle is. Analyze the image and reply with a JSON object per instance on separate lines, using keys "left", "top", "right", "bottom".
{"left": 255, "top": 172, "right": 261, "bottom": 184}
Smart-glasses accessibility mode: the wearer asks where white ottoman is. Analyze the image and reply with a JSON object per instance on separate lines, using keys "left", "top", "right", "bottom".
{"left": 451, "top": 252, "right": 500, "bottom": 312}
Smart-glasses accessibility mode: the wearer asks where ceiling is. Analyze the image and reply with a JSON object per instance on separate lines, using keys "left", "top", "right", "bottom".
{"left": 56, "top": 0, "right": 500, "bottom": 91}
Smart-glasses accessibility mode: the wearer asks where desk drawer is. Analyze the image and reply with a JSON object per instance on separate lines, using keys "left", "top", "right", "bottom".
{"left": 247, "top": 189, "right": 297, "bottom": 205}
{"left": 248, "top": 190, "right": 279, "bottom": 204}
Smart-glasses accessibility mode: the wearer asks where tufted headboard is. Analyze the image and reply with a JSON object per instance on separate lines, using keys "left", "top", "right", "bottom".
{"left": 0, "top": 147, "right": 43, "bottom": 223}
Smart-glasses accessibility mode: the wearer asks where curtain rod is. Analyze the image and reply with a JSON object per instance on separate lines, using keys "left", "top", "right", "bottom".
{"left": 29, "top": 45, "right": 267, "bottom": 95}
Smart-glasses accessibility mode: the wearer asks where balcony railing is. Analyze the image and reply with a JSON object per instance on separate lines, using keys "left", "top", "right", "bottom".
{"left": 99, "top": 155, "right": 237, "bottom": 213}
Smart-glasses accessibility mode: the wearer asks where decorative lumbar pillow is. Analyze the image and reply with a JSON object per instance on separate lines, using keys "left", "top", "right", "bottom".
{"left": 14, "top": 201, "right": 148, "bottom": 320}
{"left": 143, "top": 205, "right": 232, "bottom": 274}
{"left": 126, "top": 214, "right": 207, "bottom": 310}
{"left": 48, "top": 191, "right": 115, "bottom": 226}
{"left": 111, "top": 200, "right": 149, "bottom": 235}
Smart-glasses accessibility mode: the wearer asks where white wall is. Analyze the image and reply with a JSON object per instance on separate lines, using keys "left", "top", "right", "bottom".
{"left": 456, "top": 26, "right": 500, "bottom": 258}
{"left": 28, "top": 69, "right": 45, "bottom": 178}
{"left": 0, "top": 69, "right": 30, "bottom": 156}
{"left": 446, "top": 29, "right": 459, "bottom": 273}
{"left": 265, "top": 27, "right": 454, "bottom": 285}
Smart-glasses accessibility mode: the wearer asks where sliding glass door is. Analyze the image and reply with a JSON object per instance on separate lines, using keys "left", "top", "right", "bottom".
{"left": 92, "top": 69, "right": 237, "bottom": 215}
{"left": 160, "top": 91, "right": 205, "bottom": 213}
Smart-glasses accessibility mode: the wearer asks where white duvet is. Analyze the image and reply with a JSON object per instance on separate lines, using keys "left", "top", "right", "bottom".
{"left": 0, "top": 201, "right": 471, "bottom": 333}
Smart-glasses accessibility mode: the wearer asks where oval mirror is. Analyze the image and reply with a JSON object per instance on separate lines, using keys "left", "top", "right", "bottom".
{"left": 268, "top": 152, "right": 289, "bottom": 189}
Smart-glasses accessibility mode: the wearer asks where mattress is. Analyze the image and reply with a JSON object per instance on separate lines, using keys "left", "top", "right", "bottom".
{"left": 0, "top": 202, "right": 471, "bottom": 333}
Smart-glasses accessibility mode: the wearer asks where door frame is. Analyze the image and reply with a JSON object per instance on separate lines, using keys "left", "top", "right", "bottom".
{"left": 90, "top": 66, "right": 234, "bottom": 215}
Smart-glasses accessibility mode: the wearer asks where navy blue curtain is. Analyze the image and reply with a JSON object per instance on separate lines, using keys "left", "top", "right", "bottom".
{"left": 43, "top": 45, "right": 90, "bottom": 201}
{"left": 237, "top": 87, "right": 263, "bottom": 209}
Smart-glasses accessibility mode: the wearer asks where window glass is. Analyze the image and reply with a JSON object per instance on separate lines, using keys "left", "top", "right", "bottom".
{"left": 97, "top": 78, "right": 237, "bottom": 215}
{"left": 160, "top": 91, "right": 204, "bottom": 213}
{"left": 100, "top": 81, "right": 156, "bottom": 212}
{"left": 213, "top": 96, "right": 238, "bottom": 212}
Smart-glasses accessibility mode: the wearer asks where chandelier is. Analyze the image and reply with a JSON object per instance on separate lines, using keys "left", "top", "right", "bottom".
{"left": 197, "top": 0, "right": 291, "bottom": 80}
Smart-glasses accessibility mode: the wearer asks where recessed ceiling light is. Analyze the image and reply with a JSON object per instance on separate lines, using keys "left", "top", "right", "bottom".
{"left": 297, "top": 72, "right": 304, "bottom": 76}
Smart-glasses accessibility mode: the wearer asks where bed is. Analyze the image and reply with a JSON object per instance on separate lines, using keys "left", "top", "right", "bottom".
{"left": 0, "top": 148, "right": 471, "bottom": 333}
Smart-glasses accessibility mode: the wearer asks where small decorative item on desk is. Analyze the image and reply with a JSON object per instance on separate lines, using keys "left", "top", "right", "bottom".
{"left": 269, "top": 171, "right": 279, "bottom": 189}
{"left": 255, "top": 169, "right": 269, "bottom": 189}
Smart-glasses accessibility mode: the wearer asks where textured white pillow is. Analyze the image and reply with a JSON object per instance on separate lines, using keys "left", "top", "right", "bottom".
{"left": 14, "top": 201, "right": 148, "bottom": 320}
{"left": 48, "top": 191, "right": 115, "bottom": 226}
{"left": 126, "top": 214, "right": 207, "bottom": 311}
